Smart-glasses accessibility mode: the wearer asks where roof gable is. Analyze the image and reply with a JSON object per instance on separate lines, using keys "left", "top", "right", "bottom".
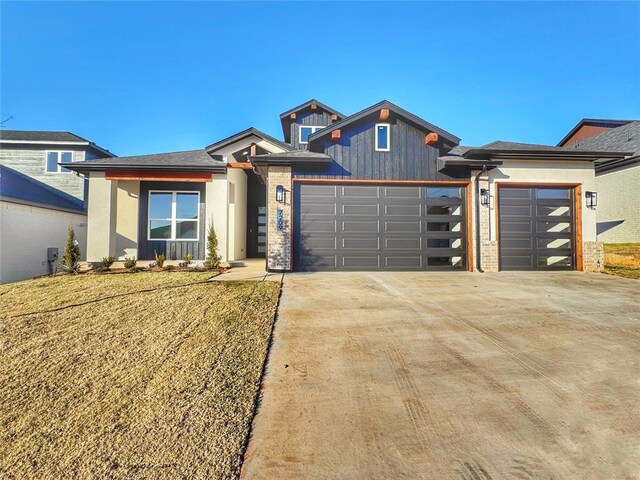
{"left": 0, "top": 130, "right": 115, "bottom": 157}
{"left": 557, "top": 119, "right": 633, "bottom": 147}
{"left": 307, "top": 100, "right": 460, "bottom": 147}
{"left": 279, "top": 99, "right": 345, "bottom": 143}
{"left": 567, "top": 121, "right": 640, "bottom": 156}
{"left": 205, "top": 127, "right": 291, "bottom": 153}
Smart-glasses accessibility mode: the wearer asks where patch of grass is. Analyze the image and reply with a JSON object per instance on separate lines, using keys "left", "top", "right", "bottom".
{"left": 0, "top": 274, "right": 281, "bottom": 479}
{"left": 603, "top": 265, "right": 640, "bottom": 280}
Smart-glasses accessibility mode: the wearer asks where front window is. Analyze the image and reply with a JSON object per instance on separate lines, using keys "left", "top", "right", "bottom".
{"left": 299, "top": 125, "right": 324, "bottom": 144}
{"left": 148, "top": 191, "right": 199, "bottom": 241}
{"left": 375, "top": 124, "right": 390, "bottom": 151}
{"left": 46, "top": 151, "right": 74, "bottom": 173}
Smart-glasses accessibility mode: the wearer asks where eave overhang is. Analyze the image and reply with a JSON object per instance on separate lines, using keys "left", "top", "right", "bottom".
{"left": 596, "top": 154, "right": 640, "bottom": 174}
{"left": 462, "top": 148, "right": 634, "bottom": 161}
{"left": 65, "top": 162, "right": 227, "bottom": 175}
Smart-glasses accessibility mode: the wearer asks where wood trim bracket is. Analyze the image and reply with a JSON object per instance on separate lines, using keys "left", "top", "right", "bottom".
{"left": 425, "top": 133, "right": 439, "bottom": 146}
{"left": 379, "top": 108, "right": 390, "bottom": 121}
{"left": 331, "top": 130, "right": 341, "bottom": 143}
{"left": 227, "top": 163, "right": 253, "bottom": 170}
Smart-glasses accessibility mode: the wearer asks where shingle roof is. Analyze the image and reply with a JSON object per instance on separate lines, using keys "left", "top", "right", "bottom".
{"left": 480, "top": 140, "right": 570, "bottom": 151}
{"left": 0, "top": 130, "right": 89, "bottom": 143}
{"left": 0, "top": 129, "right": 115, "bottom": 156}
{"left": 250, "top": 149, "right": 332, "bottom": 165}
{"left": 557, "top": 119, "right": 633, "bottom": 146}
{"left": 205, "top": 127, "right": 291, "bottom": 152}
{"left": 0, "top": 165, "right": 85, "bottom": 213}
{"left": 66, "top": 149, "right": 226, "bottom": 173}
{"left": 568, "top": 121, "right": 640, "bottom": 156}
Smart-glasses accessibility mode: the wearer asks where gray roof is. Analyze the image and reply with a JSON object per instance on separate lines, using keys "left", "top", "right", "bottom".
{"left": 463, "top": 139, "right": 633, "bottom": 161}
{"left": 66, "top": 149, "right": 226, "bottom": 173}
{"left": 480, "top": 140, "right": 572, "bottom": 151}
{"left": 205, "top": 127, "right": 291, "bottom": 152}
{"left": 568, "top": 121, "right": 640, "bottom": 156}
{"left": 308, "top": 100, "right": 461, "bottom": 146}
{"left": 0, "top": 165, "right": 85, "bottom": 213}
{"left": 557, "top": 119, "right": 633, "bottom": 146}
{"left": 250, "top": 149, "right": 332, "bottom": 165}
{"left": 0, "top": 130, "right": 114, "bottom": 156}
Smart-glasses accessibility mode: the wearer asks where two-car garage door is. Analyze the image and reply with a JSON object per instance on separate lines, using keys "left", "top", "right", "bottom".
{"left": 293, "top": 183, "right": 468, "bottom": 271}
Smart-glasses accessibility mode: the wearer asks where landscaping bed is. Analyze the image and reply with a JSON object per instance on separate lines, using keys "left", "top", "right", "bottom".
{"left": 0, "top": 273, "right": 281, "bottom": 479}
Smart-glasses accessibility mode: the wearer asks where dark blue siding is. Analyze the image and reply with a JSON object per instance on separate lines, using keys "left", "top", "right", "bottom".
{"left": 294, "top": 118, "right": 464, "bottom": 181}
{"left": 291, "top": 110, "right": 333, "bottom": 149}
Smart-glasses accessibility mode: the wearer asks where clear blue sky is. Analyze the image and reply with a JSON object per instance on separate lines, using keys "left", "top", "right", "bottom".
{"left": 2, "top": 2, "right": 639, "bottom": 156}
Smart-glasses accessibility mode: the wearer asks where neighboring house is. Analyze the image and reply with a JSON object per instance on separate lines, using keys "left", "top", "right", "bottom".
{"left": 558, "top": 119, "right": 640, "bottom": 244}
{"left": 0, "top": 130, "right": 114, "bottom": 283}
{"left": 67, "top": 100, "right": 633, "bottom": 273}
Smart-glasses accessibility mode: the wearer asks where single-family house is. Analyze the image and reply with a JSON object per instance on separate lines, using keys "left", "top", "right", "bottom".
{"left": 66, "top": 100, "right": 633, "bottom": 272}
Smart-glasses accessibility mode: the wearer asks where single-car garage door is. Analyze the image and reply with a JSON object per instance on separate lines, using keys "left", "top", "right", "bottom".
{"left": 498, "top": 186, "right": 575, "bottom": 270}
{"left": 293, "top": 183, "right": 468, "bottom": 271}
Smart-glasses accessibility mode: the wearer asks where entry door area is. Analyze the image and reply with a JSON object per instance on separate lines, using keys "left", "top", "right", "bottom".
{"left": 293, "top": 183, "right": 468, "bottom": 271}
{"left": 498, "top": 186, "right": 576, "bottom": 270}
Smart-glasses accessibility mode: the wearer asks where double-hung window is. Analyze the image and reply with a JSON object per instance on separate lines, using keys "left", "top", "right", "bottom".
{"left": 148, "top": 191, "right": 200, "bottom": 241}
{"left": 46, "top": 151, "right": 74, "bottom": 173}
{"left": 375, "top": 124, "right": 390, "bottom": 151}
{"left": 299, "top": 125, "right": 324, "bottom": 144}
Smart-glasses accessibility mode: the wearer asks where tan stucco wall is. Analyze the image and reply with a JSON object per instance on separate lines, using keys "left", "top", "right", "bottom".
{"left": 0, "top": 200, "right": 87, "bottom": 283}
{"left": 86, "top": 172, "right": 116, "bottom": 261}
{"left": 205, "top": 174, "right": 229, "bottom": 262}
{"left": 114, "top": 180, "right": 140, "bottom": 259}
{"left": 227, "top": 168, "right": 247, "bottom": 261}
{"left": 487, "top": 160, "right": 598, "bottom": 242}
{"left": 595, "top": 164, "right": 640, "bottom": 243}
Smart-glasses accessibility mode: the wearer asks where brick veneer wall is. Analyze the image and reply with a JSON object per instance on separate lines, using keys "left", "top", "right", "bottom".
{"left": 266, "top": 166, "right": 292, "bottom": 271}
{"left": 583, "top": 241, "right": 604, "bottom": 272}
{"left": 475, "top": 174, "right": 499, "bottom": 272}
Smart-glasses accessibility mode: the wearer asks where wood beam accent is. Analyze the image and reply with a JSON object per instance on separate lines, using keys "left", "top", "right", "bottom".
{"left": 290, "top": 113, "right": 296, "bottom": 120}
{"left": 105, "top": 171, "right": 212, "bottom": 182}
{"left": 331, "top": 129, "right": 341, "bottom": 142}
{"left": 379, "top": 108, "right": 390, "bottom": 121}
{"left": 330, "top": 114, "right": 338, "bottom": 121}
{"left": 228, "top": 163, "right": 254, "bottom": 170}
{"left": 575, "top": 184, "right": 584, "bottom": 271}
{"left": 310, "top": 103, "right": 317, "bottom": 110}
{"left": 425, "top": 133, "right": 439, "bottom": 145}
{"left": 250, "top": 142, "right": 257, "bottom": 157}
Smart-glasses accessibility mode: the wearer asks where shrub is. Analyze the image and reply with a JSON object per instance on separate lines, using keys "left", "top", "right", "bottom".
{"left": 163, "top": 265, "right": 176, "bottom": 271}
{"left": 128, "top": 266, "right": 144, "bottom": 273}
{"left": 100, "top": 256, "right": 115, "bottom": 270}
{"left": 124, "top": 256, "right": 137, "bottom": 269}
{"left": 61, "top": 226, "right": 81, "bottom": 274}
{"left": 182, "top": 253, "right": 193, "bottom": 265}
{"left": 154, "top": 251, "right": 166, "bottom": 268}
{"left": 204, "top": 221, "right": 221, "bottom": 269}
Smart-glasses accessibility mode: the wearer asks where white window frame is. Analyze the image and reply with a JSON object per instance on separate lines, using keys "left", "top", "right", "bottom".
{"left": 298, "top": 125, "right": 324, "bottom": 145}
{"left": 375, "top": 123, "right": 391, "bottom": 152}
{"left": 147, "top": 190, "right": 200, "bottom": 242}
{"left": 45, "top": 150, "right": 75, "bottom": 173}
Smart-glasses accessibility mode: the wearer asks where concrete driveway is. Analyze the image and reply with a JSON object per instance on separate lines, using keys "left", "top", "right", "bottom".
{"left": 241, "top": 271, "right": 640, "bottom": 480}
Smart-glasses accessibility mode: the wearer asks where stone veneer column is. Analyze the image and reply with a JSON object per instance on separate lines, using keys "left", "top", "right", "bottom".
{"left": 266, "top": 166, "right": 292, "bottom": 271}
{"left": 472, "top": 172, "right": 499, "bottom": 272}
{"left": 583, "top": 241, "right": 604, "bottom": 272}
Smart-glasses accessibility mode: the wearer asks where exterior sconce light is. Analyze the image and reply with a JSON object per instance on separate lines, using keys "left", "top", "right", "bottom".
{"left": 480, "top": 188, "right": 490, "bottom": 206}
{"left": 586, "top": 191, "right": 597, "bottom": 209}
{"left": 275, "top": 185, "right": 285, "bottom": 203}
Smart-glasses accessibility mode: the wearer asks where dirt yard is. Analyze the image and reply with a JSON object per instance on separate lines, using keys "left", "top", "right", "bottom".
{"left": 0, "top": 272, "right": 280, "bottom": 479}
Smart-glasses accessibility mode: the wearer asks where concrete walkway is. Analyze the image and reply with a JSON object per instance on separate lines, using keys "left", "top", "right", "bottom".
{"left": 210, "top": 258, "right": 282, "bottom": 282}
{"left": 241, "top": 271, "right": 640, "bottom": 479}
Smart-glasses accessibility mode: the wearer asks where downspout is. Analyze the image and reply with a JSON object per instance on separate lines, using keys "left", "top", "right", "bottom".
{"left": 474, "top": 166, "right": 487, "bottom": 273}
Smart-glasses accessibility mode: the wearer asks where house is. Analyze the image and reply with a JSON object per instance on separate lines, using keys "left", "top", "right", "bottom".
{"left": 0, "top": 130, "right": 114, "bottom": 283}
{"left": 66, "top": 100, "right": 633, "bottom": 272}
{"left": 558, "top": 119, "right": 640, "bottom": 244}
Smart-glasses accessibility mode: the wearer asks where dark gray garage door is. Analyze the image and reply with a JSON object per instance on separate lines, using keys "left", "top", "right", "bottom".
{"left": 293, "top": 183, "right": 467, "bottom": 271}
{"left": 498, "top": 186, "right": 575, "bottom": 270}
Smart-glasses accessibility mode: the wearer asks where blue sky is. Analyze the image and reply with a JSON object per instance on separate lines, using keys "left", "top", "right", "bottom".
{"left": 2, "top": 2, "right": 639, "bottom": 156}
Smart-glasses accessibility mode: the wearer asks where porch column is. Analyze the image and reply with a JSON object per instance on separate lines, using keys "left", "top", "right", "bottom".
{"left": 86, "top": 172, "right": 117, "bottom": 262}
{"left": 266, "top": 166, "right": 292, "bottom": 271}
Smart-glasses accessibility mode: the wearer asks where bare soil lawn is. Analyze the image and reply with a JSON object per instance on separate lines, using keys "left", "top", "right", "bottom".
{"left": 604, "top": 243, "right": 640, "bottom": 279}
{"left": 0, "top": 272, "right": 280, "bottom": 479}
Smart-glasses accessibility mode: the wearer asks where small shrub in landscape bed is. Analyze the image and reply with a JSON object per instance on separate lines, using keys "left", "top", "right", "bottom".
{"left": 62, "top": 226, "right": 81, "bottom": 273}
{"left": 154, "top": 251, "right": 166, "bottom": 268}
{"left": 204, "top": 221, "right": 221, "bottom": 269}
{"left": 100, "top": 256, "right": 115, "bottom": 270}
{"left": 182, "top": 253, "right": 193, "bottom": 267}
{"left": 124, "top": 256, "right": 137, "bottom": 269}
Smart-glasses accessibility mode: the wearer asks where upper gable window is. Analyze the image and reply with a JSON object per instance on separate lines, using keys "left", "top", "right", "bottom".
{"left": 375, "top": 124, "right": 390, "bottom": 152}
{"left": 46, "top": 151, "right": 74, "bottom": 173}
{"left": 299, "top": 125, "right": 324, "bottom": 144}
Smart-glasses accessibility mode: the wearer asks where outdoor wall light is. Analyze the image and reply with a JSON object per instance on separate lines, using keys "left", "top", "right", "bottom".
{"left": 586, "top": 191, "right": 598, "bottom": 209}
{"left": 480, "top": 188, "right": 490, "bottom": 206}
{"left": 275, "top": 184, "right": 285, "bottom": 203}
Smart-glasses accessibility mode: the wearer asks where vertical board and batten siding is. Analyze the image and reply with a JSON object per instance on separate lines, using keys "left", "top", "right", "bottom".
{"left": 138, "top": 181, "right": 206, "bottom": 260}
{"left": 291, "top": 110, "right": 334, "bottom": 150}
{"left": 294, "top": 117, "right": 464, "bottom": 181}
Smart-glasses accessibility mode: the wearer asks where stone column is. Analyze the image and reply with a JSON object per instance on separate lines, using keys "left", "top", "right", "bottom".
{"left": 266, "top": 166, "right": 292, "bottom": 271}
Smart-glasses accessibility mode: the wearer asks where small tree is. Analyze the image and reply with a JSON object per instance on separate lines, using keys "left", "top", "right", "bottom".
{"left": 62, "top": 226, "right": 80, "bottom": 273}
{"left": 205, "top": 220, "right": 221, "bottom": 269}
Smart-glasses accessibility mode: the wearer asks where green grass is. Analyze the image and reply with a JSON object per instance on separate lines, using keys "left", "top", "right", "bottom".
{"left": 0, "top": 273, "right": 280, "bottom": 479}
